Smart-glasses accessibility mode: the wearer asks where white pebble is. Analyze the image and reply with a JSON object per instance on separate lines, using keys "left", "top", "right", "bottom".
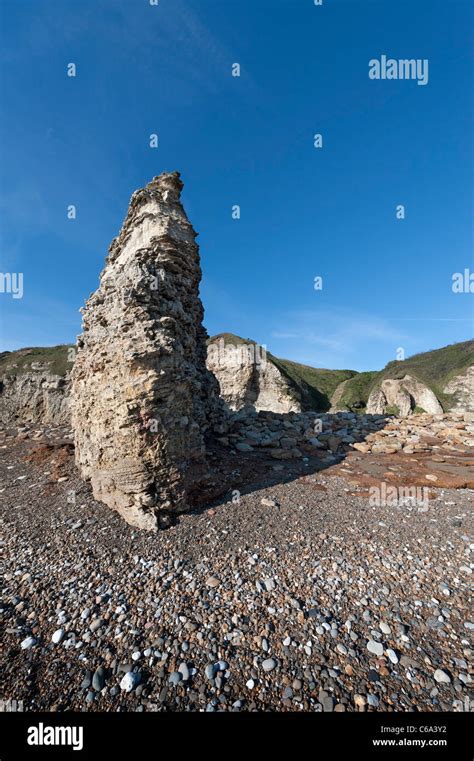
{"left": 367, "top": 640, "right": 384, "bottom": 656}
{"left": 21, "top": 636, "right": 36, "bottom": 650}
{"left": 434, "top": 669, "right": 451, "bottom": 684}
{"left": 120, "top": 672, "right": 139, "bottom": 692}
{"left": 386, "top": 648, "right": 399, "bottom": 664}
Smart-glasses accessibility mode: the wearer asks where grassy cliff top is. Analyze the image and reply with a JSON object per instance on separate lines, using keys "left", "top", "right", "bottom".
{"left": 379, "top": 340, "right": 473, "bottom": 387}
{"left": 207, "top": 333, "right": 257, "bottom": 347}
{"left": 0, "top": 345, "right": 74, "bottom": 377}
{"left": 376, "top": 340, "right": 474, "bottom": 410}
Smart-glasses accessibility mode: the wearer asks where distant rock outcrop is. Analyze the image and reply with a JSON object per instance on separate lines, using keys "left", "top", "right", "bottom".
{"left": 206, "top": 334, "right": 356, "bottom": 414}
{"left": 443, "top": 366, "right": 474, "bottom": 413}
{"left": 206, "top": 335, "right": 300, "bottom": 413}
{"left": 0, "top": 371, "right": 70, "bottom": 425}
{"left": 0, "top": 348, "right": 71, "bottom": 426}
{"left": 366, "top": 375, "right": 443, "bottom": 417}
{"left": 71, "top": 172, "right": 220, "bottom": 530}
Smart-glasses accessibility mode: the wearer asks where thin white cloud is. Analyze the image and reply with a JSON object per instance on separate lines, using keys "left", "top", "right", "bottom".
{"left": 269, "top": 307, "right": 408, "bottom": 369}
{"left": 271, "top": 331, "right": 300, "bottom": 340}
{"left": 274, "top": 308, "right": 404, "bottom": 347}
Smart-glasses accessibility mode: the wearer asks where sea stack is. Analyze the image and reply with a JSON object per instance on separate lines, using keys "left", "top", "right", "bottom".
{"left": 71, "top": 172, "right": 219, "bottom": 530}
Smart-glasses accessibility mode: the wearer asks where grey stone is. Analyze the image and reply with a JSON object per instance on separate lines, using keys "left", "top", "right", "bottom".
{"left": 120, "top": 671, "right": 141, "bottom": 692}
{"left": 236, "top": 442, "right": 253, "bottom": 452}
{"left": 386, "top": 648, "right": 399, "bottom": 664}
{"left": 92, "top": 666, "right": 106, "bottom": 691}
{"left": 20, "top": 636, "right": 36, "bottom": 650}
{"left": 262, "top": 658, "right": 277, "bottom": 672}
{"left": 434, "top": 669, "right": 451, "bottom": 684}
{"left": 89, "top": 618, "right": 103, "bottom": 633}
{"left": 205, "top": 663, "right": 217, "bottom": 680}
{"left": 367, "top": 640, "right": 384, "bottom": 656}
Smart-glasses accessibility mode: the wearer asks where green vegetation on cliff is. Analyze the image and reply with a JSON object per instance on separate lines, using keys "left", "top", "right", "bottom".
{"left": 0, "top": 345, "right": 73, "bottom": 377}
{"left": 270, "top": 355, "right": 356, "bottom": 411}
{"left": 334, "top": 371, "right": 379, "bottom": 411}
{"left": 376, "top": 340, "right": 474, "bottom": 409}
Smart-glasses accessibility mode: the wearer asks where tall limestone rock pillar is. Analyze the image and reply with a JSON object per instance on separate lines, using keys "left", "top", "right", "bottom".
{"left": 71, "top": 172, "right": 219, "bottom": 530}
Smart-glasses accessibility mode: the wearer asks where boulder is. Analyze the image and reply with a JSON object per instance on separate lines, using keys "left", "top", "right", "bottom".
{"left": 366, "top": 375, "right": 443, "bottom": 417}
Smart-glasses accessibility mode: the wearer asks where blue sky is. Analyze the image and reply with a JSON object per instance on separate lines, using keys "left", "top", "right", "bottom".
{"left": 1, "top": 0, "right": 472, "bottom": 371}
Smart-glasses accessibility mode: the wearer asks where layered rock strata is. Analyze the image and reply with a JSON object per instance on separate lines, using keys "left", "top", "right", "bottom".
{"left": 0, "top": 370, "right": 70, "bottom": 425}
{"left": 71, "top": 172, "right": 219, "bottom": 530}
